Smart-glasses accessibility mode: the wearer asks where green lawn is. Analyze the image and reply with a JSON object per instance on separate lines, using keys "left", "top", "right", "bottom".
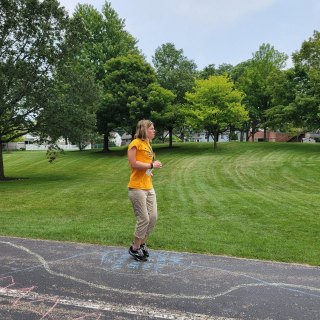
{"left": 1, "top": 142, "right": 320, "bottom": 266}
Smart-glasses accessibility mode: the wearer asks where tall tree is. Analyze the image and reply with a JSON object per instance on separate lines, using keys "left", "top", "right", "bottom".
{"left": 235, "top": 44, "right": 288, "bottom": 141}
{"left": 146, "top": 84, "right": 177, "bottom": 144}
{"left": 264, "top": 68, "right": 298, "bottom": 132}
{"left": 291, "top": 30, "right": 320, "bottom": 132}
{"left": 0, "top": 0, "right": 69, "bottom": 180}
{"left": 38, "top": 61, "right": 101, "bottom": 150}
{"left": 185, "top": 75, "right": 248, "bottom": 150}
{"left": 73, "top": 2, "right": 139, "bottom": 150}
{"left": 98, "top": 54, "right": 156, "bottom": 151}
{"left": 152, "top": 42, "right": 197, "bottom": 146}
{"left": 264, "top": 31, "right": 320, "bottom": 136}
{"left": 73, "top": 2, "right": 138, "bottom": 79}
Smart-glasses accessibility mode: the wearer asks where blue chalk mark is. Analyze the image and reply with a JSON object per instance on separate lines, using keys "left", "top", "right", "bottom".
{"left": 99, "top": 249, "right": 193, "bottom": 276}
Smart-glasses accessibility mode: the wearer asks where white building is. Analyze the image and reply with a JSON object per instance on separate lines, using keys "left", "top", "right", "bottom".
{"left": 188, "top": 132, "right": 230, "bottom": 143}
{"left": 109, "top": 132, "right": 122, "bottom": 147}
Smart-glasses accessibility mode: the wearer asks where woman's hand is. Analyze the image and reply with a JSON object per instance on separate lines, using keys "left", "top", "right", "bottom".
{"left": 153, "top": 160, "right": 162, "bottom": 169}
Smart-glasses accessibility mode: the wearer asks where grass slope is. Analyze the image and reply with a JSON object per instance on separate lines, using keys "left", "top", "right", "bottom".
{"left": 1, "top": 142, "right": 319, "bottom": 265}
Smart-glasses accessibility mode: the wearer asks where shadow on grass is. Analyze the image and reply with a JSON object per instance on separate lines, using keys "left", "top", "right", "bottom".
{"left": 0, "top": 177, "right": 30, "bottom": 182}
{"left": 82, "top": 148, "right": 128, "bottom": 158}
{"left": 68, "top": 142, "right": 320, "bottom": 159}
{"left": 0, "top": 174, "right": 75, "bottom": 183}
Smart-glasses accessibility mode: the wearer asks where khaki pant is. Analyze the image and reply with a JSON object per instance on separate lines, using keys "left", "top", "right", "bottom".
{"left": 128, "top": 188, "right": 157, "bottom": 240}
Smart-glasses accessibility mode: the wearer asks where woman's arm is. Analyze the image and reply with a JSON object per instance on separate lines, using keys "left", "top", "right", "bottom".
{"left": 128, "top": 147, "right": 152, "bottom": 170}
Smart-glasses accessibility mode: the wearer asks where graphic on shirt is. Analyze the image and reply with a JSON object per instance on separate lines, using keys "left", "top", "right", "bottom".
{"left": 145, "top": 146, "right": 154, "bottom": 161}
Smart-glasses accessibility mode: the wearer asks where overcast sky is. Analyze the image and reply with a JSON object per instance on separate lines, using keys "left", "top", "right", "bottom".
{"left": 58, "top": 0, "right": 320, "bottom": 69}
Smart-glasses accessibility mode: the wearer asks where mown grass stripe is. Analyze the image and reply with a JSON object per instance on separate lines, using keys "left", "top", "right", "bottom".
{"left": 1, "top": 142, "right": 320, "bottom": 265}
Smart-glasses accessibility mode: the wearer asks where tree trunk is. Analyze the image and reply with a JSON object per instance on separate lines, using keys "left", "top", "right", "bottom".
{"left": 131, "top": 130, "right": 135, "bottom": 142}
{"left": 240, "top": 130, "right": 244, "bottom": 142}
{"left": 102, "top": 133, "right": 110, "bottom": 152}
{"left": 0, "top": 141, "right": 5, "bottom": 180}
{"left": 251, "top": 125, "right": 257, "bottom": 142}
{"left": 245, "top": 128, "right": 250, "bottom": 142}
{"left": 213, "top": 131, "right": 219, "bottom": 150}
{"left": 263, "top": 127, "right": 267, "bottom": 142}
{"left": 168, "top": 127, "right": 173, "bottom": 148}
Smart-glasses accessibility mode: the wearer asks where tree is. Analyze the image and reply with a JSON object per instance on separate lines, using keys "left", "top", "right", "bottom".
{"left": 264, "top": 31, "right": 320, "bottom": 136}
{"left": 0, "top": 0, "right": 69, "bottom": 180}
{"left": 185, "top": 75, "right": 248, "bottom": 150}
{"left": 73, "top": 2, "right": 139, "bottom": 150}
{"left": 74, "top": 2, "right": 138, "bottom": 79}
{"left": 152, "top": 43, "right": 197, "bottom": 146}
{"left": 264, "top": 68, "right": 298, "bottom": 132}
{"left": 97, "top": 54, "right": 156, "bottom": 151}
{"left": 290, "top": 30, "right": 320, "bottom": 132}
{"left": 38, "top": 61, "right": 101, "bottom": 150}
{"left": 234, "top": 44, "right": 288, "bottom": 141}
{"left": 146, "top": 84, "right": 177, "bottom": 145}
{"left": 199, "top": 63, "right": 234, "bottom": 79}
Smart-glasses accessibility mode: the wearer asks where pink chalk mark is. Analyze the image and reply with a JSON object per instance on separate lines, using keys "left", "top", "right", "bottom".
{"left": 0, "top": 275, "right": 15, "bottom": 289}
{"left": 39, "top": 296, "right": 60, "bottom": 319}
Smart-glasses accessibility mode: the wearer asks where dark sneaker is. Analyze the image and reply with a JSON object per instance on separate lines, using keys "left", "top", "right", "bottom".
{"left": 140, "top": 243, "right": 149, "bottom": 257}
{"left": 128, "top": 246, "right": 147, "bottom": 261}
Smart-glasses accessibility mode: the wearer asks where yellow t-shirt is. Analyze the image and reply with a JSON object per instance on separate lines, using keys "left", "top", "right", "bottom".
{"left": 128, "top": 138, "right": 154, "bottom": 190}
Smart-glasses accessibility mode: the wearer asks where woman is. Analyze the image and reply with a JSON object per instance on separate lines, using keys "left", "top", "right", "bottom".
{"left": 127, "top": 120, "right": 162, "bottom": 261}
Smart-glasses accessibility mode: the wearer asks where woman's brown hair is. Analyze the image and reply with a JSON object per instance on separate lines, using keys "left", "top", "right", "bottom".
{"left": 134, "top": 120, "right": 153, "bottom": 140}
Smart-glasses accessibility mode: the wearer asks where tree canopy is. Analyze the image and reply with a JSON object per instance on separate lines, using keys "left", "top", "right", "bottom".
{"left": 233, "top": 44, "right": 288, "bottom": 141}
{"left": 185, "top": 75, "right": 248, "bottom": 149}
{"left": 38, "top": 60, "right": 101, "bottom": 150}
{"left": 291, "top": 31, "right": 320, "bottom": 131}
{"left": 0, "top": 0, "right": 70, "bottom": 179}
{"left": 72, "top": 2, "right": 140, "bottom": 151}
{"left": 152, "top": 42, "right": 197, "bottom": 146}
{"left": 97, "top": 54, "right": 157, "bottom": 151}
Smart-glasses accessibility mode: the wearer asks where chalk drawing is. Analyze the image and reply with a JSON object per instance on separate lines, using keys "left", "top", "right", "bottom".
{"left": 0, "top": 275, "right": 15, "bottom": 289}
{"left": 1, "top": 240, "right": 320, "bottom": 302}
{"left": 100, "top": 249, "right": 194, "bottom": 275}
{"left": 0, "top": 280, "right": 103, "bottom": 320}
{"left": 0, "top": 251, "right": 96, "bottom": 277}
{"left": 1, "top": 283, "right": 233, "bottom": 319}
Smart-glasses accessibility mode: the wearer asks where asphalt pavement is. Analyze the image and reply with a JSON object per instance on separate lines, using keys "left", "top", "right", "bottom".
{"left": 1, "top": 236, "right": 319, "bottom": 320}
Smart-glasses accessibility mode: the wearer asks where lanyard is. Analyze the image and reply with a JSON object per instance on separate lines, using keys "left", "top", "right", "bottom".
{"left": 147, "top": 143, "right": 155, "bottom": 161}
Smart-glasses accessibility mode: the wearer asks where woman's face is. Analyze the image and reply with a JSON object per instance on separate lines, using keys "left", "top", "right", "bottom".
{"left": 146, "top": 124, "right": 155, "bottom": 140}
